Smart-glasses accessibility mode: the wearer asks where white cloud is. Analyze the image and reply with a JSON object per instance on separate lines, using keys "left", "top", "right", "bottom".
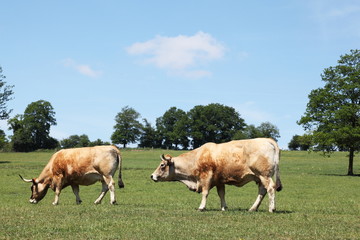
{"left": 63, "top": 58, "right": 102, "bottom": 78}
{"left": 126, "top": 32, "right": 225, "bottom": 78}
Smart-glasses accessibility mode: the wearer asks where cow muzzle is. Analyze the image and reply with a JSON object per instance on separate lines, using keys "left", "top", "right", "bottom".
{"left": 150, "top": 175, "right": 158, "bottom": 182}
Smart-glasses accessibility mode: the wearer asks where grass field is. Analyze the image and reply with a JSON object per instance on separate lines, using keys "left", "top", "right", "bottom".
{"left": 0, "top": 149, "right": 359, "bottom": 239}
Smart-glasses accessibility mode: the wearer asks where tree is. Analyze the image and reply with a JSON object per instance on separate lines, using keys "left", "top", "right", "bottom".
{"left": 138, "top": 119, "right": 157, "bottom": 148}
{"left": 288, "top": 134, "right": 312, "bottom": 151}
{"left": 257, "top": 122, "right": 280, "bottom": 141}
{"left": 89, "top": 139, "right": 110, "bottom": 147}
{"left": 233, "top": 124, "right": 260, "bottom": 140}
{"left": 0, "top": 129, "right": 8, "bottom": 150}
{"left": 298, "top": 49, "right": 360, "bottom": 175}
{"left": 188, "top": 103, "right": 246, "bottom": 148}
{"left": 8, "top": 100, "right": 58, "bottom": 152}
{"left": 233, "top": 122, "right": 280, "bottom": 141}
{"left": 111, "top": 106, "right": 142, "bottom": 148}
{"left": 60, "top": 134, "right": 109, "bottom": 148}
{"left": 60, "top": 134, "right": 90, "bottom": 148}
{"left": 288, "top": 135, "right": 301, "bottom": 150}
{"left": 156, "top": 107, "right": 189, "bottom": 149}
{"left": 0, "top": 66, "right": 14, "bottom": 120}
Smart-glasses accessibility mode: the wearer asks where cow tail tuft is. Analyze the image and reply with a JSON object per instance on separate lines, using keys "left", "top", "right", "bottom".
{"left": 117, "top": 153, "right": 125, "bottom": 188}
{"left": 274, "top": 144, "right": 282, "bottom": 192}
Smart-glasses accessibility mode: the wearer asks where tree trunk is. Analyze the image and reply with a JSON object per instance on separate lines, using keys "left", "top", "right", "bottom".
{"left": 348, "top": 148, "right": 354, "bottom": 176}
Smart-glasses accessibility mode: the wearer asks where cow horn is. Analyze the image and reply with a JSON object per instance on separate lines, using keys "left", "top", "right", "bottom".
{"left": 19, "top": 175, "right": 33, "bottom": 183}
{"left": 161, "top": 154, "right": 172, "bottom": 162}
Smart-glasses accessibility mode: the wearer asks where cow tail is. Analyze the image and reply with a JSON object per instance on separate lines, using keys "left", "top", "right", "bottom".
{"left": 117, "top": 152, "right": 125, "bottom": 189}
{"left": 273, "top": 143, "right": 282, "bottom": 192}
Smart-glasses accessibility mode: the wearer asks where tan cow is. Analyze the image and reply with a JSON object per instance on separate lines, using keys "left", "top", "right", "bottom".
{"left": 151, "top": 138, "right": 282, "bottom": 212}
{"left": 20, "top": 145, "right": 124, "bottom": 205}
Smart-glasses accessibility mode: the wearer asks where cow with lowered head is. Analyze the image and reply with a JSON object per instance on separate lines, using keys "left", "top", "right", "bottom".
{"left": 151, "top": 138, "right": 282, "bottom": 212}
{"left": 20, "top": 145, "right": 124, "bottom": 205}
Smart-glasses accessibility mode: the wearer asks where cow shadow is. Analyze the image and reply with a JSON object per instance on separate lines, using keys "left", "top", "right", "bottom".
{"left": 202, "top": 208, "right": 294, "bottom": 214}
{"left": 322, "top": 173, "right": 360, "bottom": 177}
{"left": 0, "top": 161, "right": 10, "bottom": 164}
{"left": 239, "top": 209, "right": 294, "bottom": 214}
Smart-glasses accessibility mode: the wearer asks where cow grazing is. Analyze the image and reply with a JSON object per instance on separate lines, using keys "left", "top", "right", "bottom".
{"left": 151, "top": 138, "right": 282, "bottom": 212}
{"left": 20, "top": 145, "right": 124, "bottom": 205}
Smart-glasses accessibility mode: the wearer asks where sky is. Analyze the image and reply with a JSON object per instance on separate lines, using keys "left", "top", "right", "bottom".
{"left": 1, "top": 0, "right": 360, "bottom": 149}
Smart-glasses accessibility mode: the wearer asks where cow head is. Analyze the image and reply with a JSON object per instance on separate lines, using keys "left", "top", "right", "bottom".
{"left": 19, "top": 175, "right": 50, "bottom": 204}
{"left": 150, "top": 154, "right": 175, "bottom": 182}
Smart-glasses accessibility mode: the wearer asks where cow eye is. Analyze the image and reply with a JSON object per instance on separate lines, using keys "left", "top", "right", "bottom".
{"left": 160, "top": 163, "right": 166, "bottom": 169}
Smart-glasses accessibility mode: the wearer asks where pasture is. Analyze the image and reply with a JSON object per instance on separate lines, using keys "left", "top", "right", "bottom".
{"left": 0, "top": 149, "right": 359, "bottom": 239}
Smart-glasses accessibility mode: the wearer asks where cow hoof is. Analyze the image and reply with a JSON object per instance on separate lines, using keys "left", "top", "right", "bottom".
{"left": 111, "top": 201, "right": 117, "bottom": 205}
{"left": 221, "top": 207, "right": 228, "bottom": 211}
{"left": 52, "top": 202, "right": 58, "bottom": 206}
{"left": 94, "top": 201, "right": 101, "bottom": 205}
{"left": 76, "top": 200, "right": 82, "bottom": 205}
{"left": 198, "top": 208, "right": 206, "bottom": 212}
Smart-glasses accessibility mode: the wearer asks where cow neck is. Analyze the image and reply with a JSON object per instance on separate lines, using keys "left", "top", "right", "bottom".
{"left": 172, "top": 151, "right": 197, "bottom": 181}
{"left": 37, "top": 161, "right": 52, "bottom": 185}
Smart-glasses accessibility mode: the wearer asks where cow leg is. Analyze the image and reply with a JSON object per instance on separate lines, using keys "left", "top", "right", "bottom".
{"left": 94, "top": 181, "right": 108, "bottom": 204}
{"left": 198, "top": 174, "right": 212, "bottom": 211}
{"left": 104, "top": 176, "right": 117, "bottom": 205}
{"left": 52, "top": 187, "right": 61, "bottom": 205}
{"left": 249, "top": 184, "right": 267, "bottom": 212}
{"left": 71, "top": 185, "right": 82, "bottom": 204}
{"left": 256, "top": 176, "right": 276, "bottom": 212}
{"left": 198, "top": 188, "right": 209, "bottom": 211}
{"left": 94, "top": 176, "right": 116, "bottom": 205}
{"left": 216, "top": 184, "right": 227, "bottom": 211}
{"left": 52, "top": 177, "right": 63, "bottom": 205}
{"left": 267, "top": 179, "right": 276, "bottom": 213}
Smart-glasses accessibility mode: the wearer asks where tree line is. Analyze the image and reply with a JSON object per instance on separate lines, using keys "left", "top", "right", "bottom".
{"left": 111, "top": 105, "right": 280, "bottom": 149}
{"left": 2, "top": 101, "right": 281, "bottom": 151}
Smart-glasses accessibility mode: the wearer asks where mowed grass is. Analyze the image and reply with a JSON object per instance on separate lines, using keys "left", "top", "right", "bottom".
{"left": 0, "top": 149, "right": 359, "bottom": 240}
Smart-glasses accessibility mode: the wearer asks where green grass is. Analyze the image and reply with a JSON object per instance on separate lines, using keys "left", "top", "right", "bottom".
{"left": 0, "top": 149, "right": 359, "bottom": 239}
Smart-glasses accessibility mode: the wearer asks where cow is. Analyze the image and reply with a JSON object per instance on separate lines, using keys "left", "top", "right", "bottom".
{"left": 151, "top": 138, "right": 282, "bottom": 212}
{"left": 20, "top": 145, "right": 124, "bottom": 205}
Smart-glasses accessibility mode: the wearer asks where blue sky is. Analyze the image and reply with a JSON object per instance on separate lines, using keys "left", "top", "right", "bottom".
{"left": 1, "top": 0, "right": 360, "bottom": 149}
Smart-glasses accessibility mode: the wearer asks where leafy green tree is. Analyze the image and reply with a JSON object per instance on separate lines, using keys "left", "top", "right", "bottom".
{"left": 288, "top": 134, "right": 312, "bottom": 151}
{"left": 111, "top": 106, "right": 142, "bottom": 148}
{"left": 233, "top": 124, "right": 260, "bottom": 140}
{"left": 298, "top": 49, "right": 360, "bottom": 175}
{"left": 288, "top": 135, "right": 301, "bottom": 150}
{"left": 60, "top": 134, "right": 91, "bottom": 148}
{"left": 257, "top": 122, "right": 280, "bottom": 140}
{"left": 8, "top": 100, "right": 58, "bottom": 152}
{"left": 188, "top": 103, "right": 246, "bottom": 148}
{"left": 233, "top": 122, "right": 280, "bottom": 141}
{"left": 298, "top": 134, "right": 312, "bottom": 151}
{"left": 156, "top": 107, "right": 189, "bottom": 149}
{"left": 61, "top": 135, "right": 109, "bottom": 148}
{"left": 0, "top": 129, "right": 8, "bottom": 149}
{"left": 0, "top": 66, "right": 14, "bottom": 120}
{"left": 89, "top": 139, "right": 110, "bottom": 147}
{"left": 138, "top": 119, "right": 157, "bottom": 148}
